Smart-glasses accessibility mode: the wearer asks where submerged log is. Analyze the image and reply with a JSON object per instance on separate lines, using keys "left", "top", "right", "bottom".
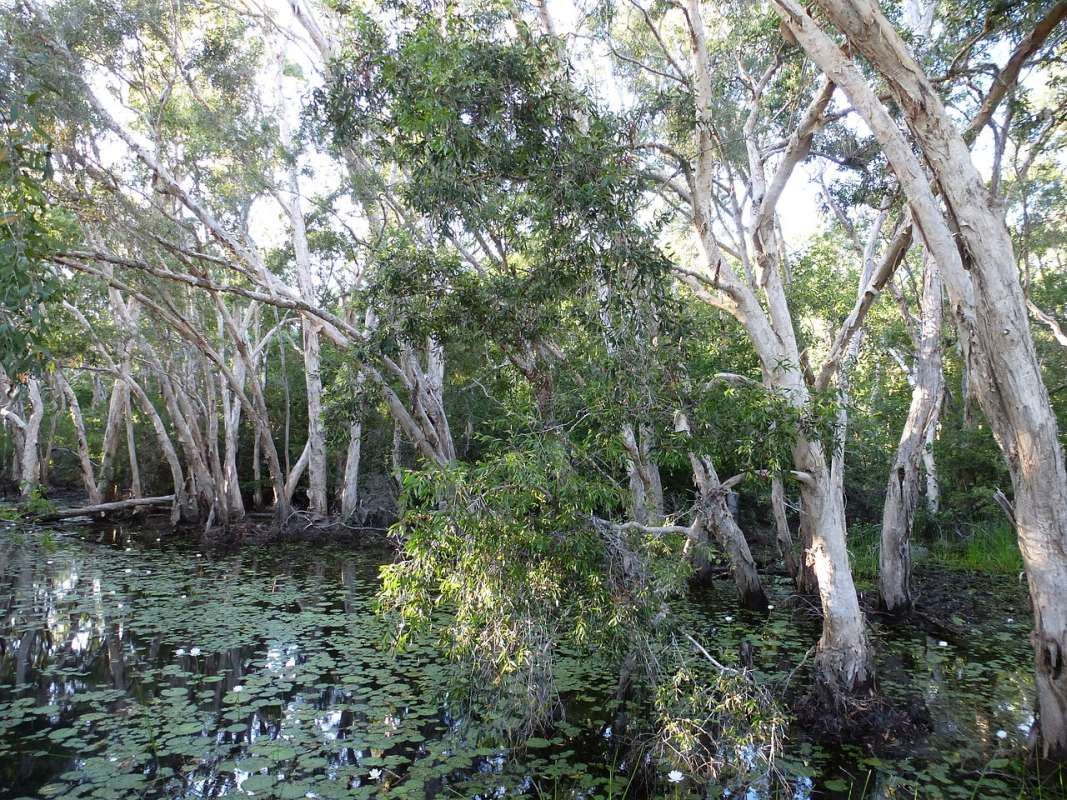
{"left": 32, "top": 495, "right": 175, "bottom": 521}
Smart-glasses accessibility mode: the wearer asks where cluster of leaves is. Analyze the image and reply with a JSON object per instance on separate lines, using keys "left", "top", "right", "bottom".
{"left": 317, "top": 8, "right": 671, "bottom": 350}
{"left": 0, "top": 86, "right": 61, "bottom": 375}
{"left": 651, "top": 638, "right": 785, "bottom": 789}
{"left": 379, "top": 433, "right": 693, "bottom": 735}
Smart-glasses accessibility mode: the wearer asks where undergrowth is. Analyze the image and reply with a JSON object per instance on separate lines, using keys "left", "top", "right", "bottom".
{"left": 847, "top": 518, "right": 1023, "bottom": 581}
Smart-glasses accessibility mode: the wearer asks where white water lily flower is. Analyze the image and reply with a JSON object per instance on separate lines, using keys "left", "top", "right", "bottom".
{"left": 369, "top": 768, "right": 382, "bottom": 780}
{"left": 124, "top": 568, "right": 132, "bottom": 573}
{"left": 767, "top": 604, "right": 775, "bottom": 610}
{"left": 233, "top": 685, "right": 244, "bottom": 692}
{"left": 667, "top": 769, "right": 685, "bottom": 783}
{"left": 996, "top": 730, "right": 1008, "bottom": 740}
{"left": 189, "top": 647, "right": 202, "bottom": 656}
{"left": 724, "top": 615, "right": 734, "bottom": 622}
{"left": 175, "top": 648, "right": 187, "bottom": 656}
{"left": 938, "top": 640, "right": 948, "bottom": 647}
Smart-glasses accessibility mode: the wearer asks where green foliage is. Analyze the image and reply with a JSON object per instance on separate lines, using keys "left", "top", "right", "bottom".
{"left": 16, "top": 484, "right": 57, "bottom": 518}
{"left": 379, "top": 434, "right": 692, "bottom": 733}
{"left": 318, "top": 9, "right": 671, "bottom": 354}
{"left": 927, "top": 520, "right": 1024, "bottom": 575}
{"left": 0, "top": 88, "right": 60, "bottom": 374}
{"left": 651, "top": 639, "right": 785, "bottom": 787}
{"left": 847, "top": 518, "right": 1024, "bottom": 581}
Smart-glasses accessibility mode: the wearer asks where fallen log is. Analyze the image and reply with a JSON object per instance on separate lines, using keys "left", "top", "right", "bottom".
{"left": 33, "top": 495, "right": 175, "bottom": 521}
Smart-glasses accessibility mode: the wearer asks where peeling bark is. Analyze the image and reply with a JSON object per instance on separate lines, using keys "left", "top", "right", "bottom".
{"left": 880, "top": 255, "right": 943, "bottom": 616}
{"left": 19, "top": 379, "right": 44, "bottom": 499}
{"left": 340, "top": 420, "right": 362, "bottom": 521}
{"left": 680, "top": 0, "right": 874, "bottom": 695}
{"left": 690, "top": 453, "right": 768, "bottom": 611}
{"left": 793, "top": 0, "right": 1067, "bottom": 754}
{"left": 56, "top": 370, "right": 102, "bottom": 505}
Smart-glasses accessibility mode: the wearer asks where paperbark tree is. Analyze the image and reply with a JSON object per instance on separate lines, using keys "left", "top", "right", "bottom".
{"left": 277, "top": 55, "right": 329, "bottom": 517}
{"left": 667, "top": 0, "right": 874, "bottom": 698}
{"left": 340, "top": 419, "right": 362, "bottom": 520}
{"left": 18, "top": 378, "right": 43, "bottom": 500}
{"left": 880, "top": 254, "right": 943, "bottom": 616}
{"left": 0, "top": 368, "right": 44, "bottom": 500}
{"left": 56, "top": 370, "right": 103, "bottom": 506}
{"left": 778, "top": 0, "right": 1067, "bottom": 755}
{"left": 63, "top": 301, "right": 191, "bottom": 523}
{"left": 690, "top": 453, "right": 769, "bottom": 611}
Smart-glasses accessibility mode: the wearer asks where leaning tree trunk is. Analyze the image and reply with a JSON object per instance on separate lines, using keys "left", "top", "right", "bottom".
{"left": 95, "top": 376, "right": 128, "bottom": 500}
{"left": 124, "top": 400, "right": 142, "bottom": 500}
{"left": 880, "top": 255, "right": 943, "bottom": 616}
{"left": 787, "top": 0, "right": 1067, "bottom": 755}
{"left": 56, "top": 371, "right": 103, "bottom": 506}
{"left": 63, "top": 300, "right": 190, "bottom": 522}
{"left": 157, "top": 366, "right": 215, "bottom": 517}
{"left": 690, "top": 453, "right": 768, "bottom": 611}
{"left": 125, "top": 379, "right": 190, "bottom": 526}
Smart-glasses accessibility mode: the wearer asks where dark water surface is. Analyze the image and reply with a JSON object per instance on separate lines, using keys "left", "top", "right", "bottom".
{"left": 0, "top": 524, "right": 1055, "bottom": 798}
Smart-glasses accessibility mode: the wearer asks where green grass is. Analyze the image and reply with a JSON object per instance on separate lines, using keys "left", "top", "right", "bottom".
{"left": 846, "top": 519, "right": 1024, "bottom": 579}
{"left": 846, "top": 523, "right": 881, "bottom": 582}
{"left": 927, "top": 519, "right": 1024, "bottom": 575}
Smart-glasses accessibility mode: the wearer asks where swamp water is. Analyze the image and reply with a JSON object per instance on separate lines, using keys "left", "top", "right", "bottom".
{"left": 0, "top": 524, "right": 1054, "bottom": 799}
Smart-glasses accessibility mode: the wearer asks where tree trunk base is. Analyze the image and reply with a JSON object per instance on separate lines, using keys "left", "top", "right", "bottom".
{"left": 877, "top": 598, "right": 913, "bottom": 620}
{"left": 739, "top": 585, "right": 770, "bottom": 613}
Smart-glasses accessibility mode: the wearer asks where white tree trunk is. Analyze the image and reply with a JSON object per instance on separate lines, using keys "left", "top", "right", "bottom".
{"left": 622, "top": 423, "right": 664, "bottom": 525}
{"left": 63, "top": 300, "right": 189, "bottom": 521}
{"left": 681, "top": 0, "right": 873, "bottom": 696}
{"left": 923, "top": 412, "right": 940, "bottom": 514}
{"left": 127, "top": 380, "right": 188, "bottom": 524}
{"left": 340, "top": 420, "right": 362, "bottom": 520}
{"left": 19, "top": 379, "right": 44, "bottom": 499}
{"left": 285, "top": 441, "right": 311, "bottom": 503}
{"left": 880, "top": 256, "right": 943, "bottom": 615}
{"left": 277, "top": 56, "right": 329, "bottom": 517}
{"left": 125, "top": 401, "right": 142, "bottom": 499}
{"left": 56, "top": 371, "right": 102, "bottom": 505}
{"left": 796, "top": 0, "right": 1067, "bottom": 755}
{"left": 221, "top": 372, "right": 245, "bottom": 516}
{"left": 96, "top": 378, "right": 127, "bottom": 499}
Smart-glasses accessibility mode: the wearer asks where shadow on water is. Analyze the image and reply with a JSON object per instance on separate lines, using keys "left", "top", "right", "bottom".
{"left": 0, "top": 523, "right": 1060, "bottom": 799}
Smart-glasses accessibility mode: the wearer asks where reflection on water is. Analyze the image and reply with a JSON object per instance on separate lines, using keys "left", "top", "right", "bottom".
{"left": 0, "top": 525, "right": 1052, "bottom": 799}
